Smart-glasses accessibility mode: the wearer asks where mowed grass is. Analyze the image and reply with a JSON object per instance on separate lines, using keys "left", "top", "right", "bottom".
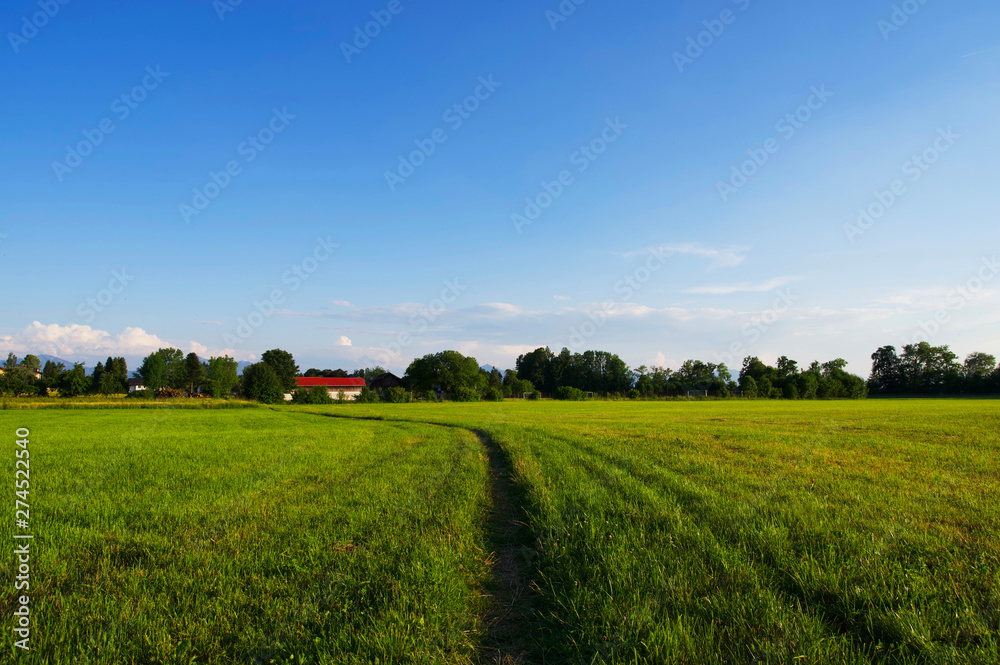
{"left": 305, "top": 400, "right": 1000, "bottom": 663}
{"left": 0, "top": 408, "right": 492, "bottom": 664}
{"left": 1, "top": 399, "right": 998, "bottom": 664}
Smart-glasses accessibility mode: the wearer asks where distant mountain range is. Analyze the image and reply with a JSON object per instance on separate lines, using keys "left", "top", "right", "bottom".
{"left": 12, "top": 353, "right": 256, "bottom": 376}
{"left": 33, "top": 354, "right": 93, "bottom": 375}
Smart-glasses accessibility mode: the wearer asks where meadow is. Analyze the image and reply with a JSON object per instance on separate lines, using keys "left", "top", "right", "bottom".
{"left": 1, "top": 399, "right": 998, "bottom": 664}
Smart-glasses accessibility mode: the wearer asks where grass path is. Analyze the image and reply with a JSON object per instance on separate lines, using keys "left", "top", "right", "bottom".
{"left": 288, "top": 409, "right": 543, "bottom": 663}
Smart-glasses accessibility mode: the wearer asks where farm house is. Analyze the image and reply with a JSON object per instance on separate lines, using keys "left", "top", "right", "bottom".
{"left": 284, "top": 377, "right": 366, "bottom": 401}
{"left": 368, "top": 372, "right": 405, "bottom": 394}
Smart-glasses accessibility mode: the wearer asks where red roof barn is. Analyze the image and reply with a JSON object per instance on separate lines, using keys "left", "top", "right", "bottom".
{"left": 285, "top": 377, "right": 366, "bottom": 401}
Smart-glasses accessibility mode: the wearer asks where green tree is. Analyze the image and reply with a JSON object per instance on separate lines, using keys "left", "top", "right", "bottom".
{"left": 62, "top": 363, "right": 90, "bottom": 397}
{"left": 20, "top": 354, "right": 40, "bottom": 373}
{"left": 98, "top": 370, "right": 119, "bottom": 396}
{"left": 869, "top": 346, "right": 903, "bottom": 394}
{"left": 241, "top": 363, "right": 285, "bottom": 404}
{"left": 138, "top": 352, "right": 167, "bottom": 393}
{"left": 90, "top": 361, "right": 105, "bottom": 395}
{"left": 185, "top": 353, "right": 205, "bottom": 396}
{"left": 41, "top": 360, "right": 64, "bottom": 394}
{"left": 516, "top": 347, "right": 555, "bottom": 393}
{"left": 145, "top": 348, "right": 187, "bottom": 391}
{"left": 261, "top": 349, "right": 300, "bottom": 393}
{"left": 963, "top": 352, "right": 996, "bottom": 393}
{"left": 206, "top": 356, "right": 239, "bottom": 398}
{"left": 111, "top": 357, "right": 129, "bottom": 393}
{"left": 900, "top": 343, "right": 961, "bottom": 393}
{"left": 405, "top": 351, "right": 484, "bottom": 395}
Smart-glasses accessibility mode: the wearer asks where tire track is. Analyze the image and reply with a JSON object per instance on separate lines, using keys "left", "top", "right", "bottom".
{"left": 284, "top": 410, "right": 541, "bottom": 663}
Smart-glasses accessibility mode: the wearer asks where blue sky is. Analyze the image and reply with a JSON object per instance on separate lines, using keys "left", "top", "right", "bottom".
{"left": 2, "top": 0, "right": 998, "bottom": 375}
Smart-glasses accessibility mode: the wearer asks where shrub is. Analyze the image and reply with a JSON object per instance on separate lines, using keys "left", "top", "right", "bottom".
{"left": 483, "top": 387, "right": 504, "bottom": 402}
{"left": 309, "top": 386, "right": 334, "bottom": 404}
{"left": 627, "top": 389, "right": 641, "bottom": 400}
{"left": 555, "top": 386, "right": 586, "bottom": 401}
{"left": 422, "top": 390, "right": 440, "bottom": 402}
{"left": 451, "top": 387, "right": 481, "bottom": 402}
{"left": 355, "top": 387, "right": 379, "bottom": 404}
{"left": 126, "top": 389, "right": 155, "bottom": 400}
{"left": 513, "top": 379, "right": 535, "bottom": 396}
{"left": 525, "top": 391, "right": 541, "bottom": 401}
{"left": 384, "top": 387, "right": 411, "bottom": 403}
{"left": 240, "top": 363, "right": 284, "bottom": 404}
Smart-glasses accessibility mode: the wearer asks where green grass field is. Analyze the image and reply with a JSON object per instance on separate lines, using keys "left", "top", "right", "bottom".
{"left": 2, "top": 400, "right": 998, "bottom": 664}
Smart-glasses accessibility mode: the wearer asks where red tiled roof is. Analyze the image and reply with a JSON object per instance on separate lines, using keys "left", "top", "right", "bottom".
{"left": 296, "top": 377, "right": 366, "bottom": 388}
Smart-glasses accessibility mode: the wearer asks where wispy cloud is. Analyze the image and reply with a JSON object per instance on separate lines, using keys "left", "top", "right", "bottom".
{"left": 962, "top": 46, "right": 997, "bottom": 58}
{"left": 686, "top": 276, "right": 798, "bottom": 295}
{"left": 553, "top": 295, "right": 572, "bottom": 301}
{"left": 625, "top": 243, "right": 749, "bottom": 269}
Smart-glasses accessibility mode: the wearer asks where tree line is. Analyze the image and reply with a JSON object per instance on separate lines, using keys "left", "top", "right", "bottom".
{"left": 1, "top": 353, "right": 130, "bottom": 397}
{"left": 2, "top": 341, "right": 997, "bottom": 401}
{"left": 868, "top": 343, "right": 999, "bottom": 395}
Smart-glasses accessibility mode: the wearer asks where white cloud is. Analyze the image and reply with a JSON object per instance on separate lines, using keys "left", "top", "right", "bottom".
{"left": 627, "top": 243, "right": 749, "bottom": 269}
{"left": 553, "top": 295, "right": 572, "bottom": 301}
{"left": 686, "top": 276, "right": 798, "bottom": 295}
{"left": 0, "top": 322, "right": 167, "bottom": 358}
{"left": 476, "top": 303, "right": 523, "bottom": 317}
{"left": 336, "top": 335, "right": 352, "bottom": 347}
{"left": 0, "top": 322, "right": 254, "bottom": 363}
